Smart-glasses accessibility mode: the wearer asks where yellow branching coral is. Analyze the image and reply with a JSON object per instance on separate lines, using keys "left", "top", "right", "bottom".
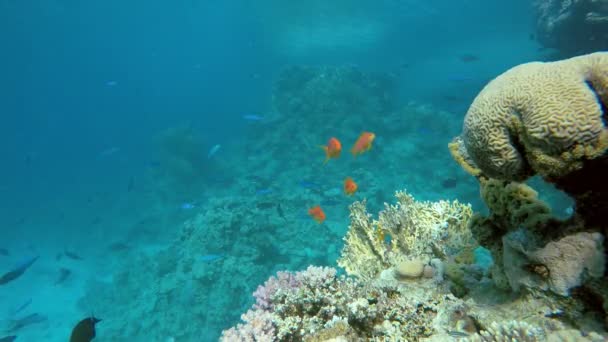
{"left": 450, "top": 52, "right": 608, "bottom": 181}
{"left": 338, "top": 190, "right": 474, "bottom": 280}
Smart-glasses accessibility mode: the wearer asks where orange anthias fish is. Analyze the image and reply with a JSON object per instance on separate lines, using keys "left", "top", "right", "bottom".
{"left": 351, "top": 132, "right": 375, "bottom": 156}
{"left": 344, "top": 177, "right": 357, "bottom": 196}
{"left": 308, "top": 205, "right": 326, "bottom": 224}
{"left": 320, "top": 137, "right": 342, "bottom": 164}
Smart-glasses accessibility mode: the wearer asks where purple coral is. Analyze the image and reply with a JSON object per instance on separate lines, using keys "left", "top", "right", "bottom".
{"left": 220, "top": 309, "right": 275, "bottom": 342}
{"left": 225, "top": 266, "right": 340, "bottom": 341}
{"left": 253, "top": 270, "right": 300, "bottom": 311}
{"left": 295, "top": 266, "right": 337, "bottom": 288}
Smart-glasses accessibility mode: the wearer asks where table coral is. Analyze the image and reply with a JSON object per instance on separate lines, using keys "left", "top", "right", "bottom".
{"left": 337, "top": 190, "right": 474, "bottom": 280}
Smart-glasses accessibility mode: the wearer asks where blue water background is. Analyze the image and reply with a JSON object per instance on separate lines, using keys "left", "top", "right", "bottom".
{"left": 0, "top": 1, "right": 574, "bottom": 340}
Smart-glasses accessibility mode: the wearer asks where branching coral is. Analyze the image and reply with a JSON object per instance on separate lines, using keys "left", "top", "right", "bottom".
{"left": 221, "top": 266, "right": 461, "bottom": 341}
{"left": 338, "top": 190, "right": 473, "bottom": 280}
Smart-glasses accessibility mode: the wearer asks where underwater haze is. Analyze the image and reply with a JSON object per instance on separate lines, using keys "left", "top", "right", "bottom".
{"left": 0, "top": 0, "right": 593, "bottom": 341}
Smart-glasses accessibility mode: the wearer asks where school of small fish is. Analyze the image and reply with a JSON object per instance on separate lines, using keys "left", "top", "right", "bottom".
{"left": 308, "top": 132, "right": 375, "bottom": 224}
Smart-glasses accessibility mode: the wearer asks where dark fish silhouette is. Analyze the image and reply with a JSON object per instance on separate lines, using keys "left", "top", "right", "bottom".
{"left": 64, "top": 250, "right": 83, "bottom": 260}
{"left": 276, "top": 203, "right": 286, "bottom": 220}
{"left": 55, "top": 267, "right": 71, "bottom": 285}
{"left": 459, "top": 54, "right": 479, "bottom": 63}
{"left": 441, "top": 178, "right": 458, "bottom": 189}
{"left": 127, "top": 177, "right": 135, "bottom": 192}
{"left": 12, "top": 298, "right": 32, "bottom": 316}
{"left": 107, "top": 242, "right": 130, "bottom": 252}
{"left": 448, "top": 330, "right": 469, "bottom": 338}
{"left": 9, "top": 313, "right": 47, "bottom": 332}
{"left": 256, "top": 202, "right": 275, "bottom": 210}
{"left": 57, "top": 250, "right": 83, "bottom": 261}
{"left": 0, "top": 335, "right": 16, "bottom": 342}
{"left": 70, "top": 316, "right": 101, "bottom": 342}
{"left": 0, "top": 256, "right": 39, "bottom": 285}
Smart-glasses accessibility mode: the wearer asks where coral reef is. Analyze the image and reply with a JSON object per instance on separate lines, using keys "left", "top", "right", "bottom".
{"left": 337, "top": 190, "right": 474, "bottom": 280}
{"left": 221, "top": 265, "right": 464, "bottom": 341}
{"left": 534, "top": 0, "right": 608, "bottom": 56}
{"left": 78, "top": 193, "right": 341, "bottom": 341}
{"left": 450, "top": 52, "right": 608, "bottom": 225}
{"left": 450, "top": 53, "right": 608, "bottom": 330}
{"left": 465, "top": 320, "right": 546, "bottom": 342}
{"left": 449, "top": 52, "right": 608, "bottom": 183}
{"left": 152, "top": 123, "right": 223, "bottom": 199}
{"left": 503, "top": 231, "right": 605, "bottom": 296}
{"left": 272, "top": 65, "right": 394, "bottom": 122}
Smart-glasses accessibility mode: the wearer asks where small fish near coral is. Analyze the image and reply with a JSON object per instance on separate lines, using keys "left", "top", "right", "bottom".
{"left": 320, "top": 137, "right": 342, "bottom": 164}
{"left": 179, "top": 202, "right": 196, "bottom": 210}
{"left": 242, "top": 114, "right": 264, "bottom": 121}
{"left": 62, "top": 249, "right": 84, "bottom": 261}
{"left": 343, "top": 177, "right": 358, "bottom": 196}
{"left": 11, "top": 298, "right": 32, "bottom": 316}
{"left": 0, "top": 255, "right": 39, "bottom": 286}
{"left": 458, "top": 54, "right": 479, "bottom": 63}
{"left": 207, "top": 144, "right": 221, "bottom": 159}
{"left": 308, "top": 205, "right": 326, "bottom": 224}
{"left": 351, "top": 132, "right": 375, "bottom": 157}
{"left": 54, "top": 267, "right": 72, "bottom": 285}
{"left": 199, "top": 254, "right": 223, "bottom": 262}
{"left": 441, "top": 177, "right": 458, "bottom": 189}
{"left": 70, "top": 316, "right": 101, "bottom": 342}
{"left": 9, "top": 313, "right": 47, "bottom": 332}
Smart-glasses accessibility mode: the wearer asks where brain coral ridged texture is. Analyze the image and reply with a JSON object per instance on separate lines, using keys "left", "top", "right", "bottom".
{"left": 452, "top": 52, "right": 608, "bottom": 181}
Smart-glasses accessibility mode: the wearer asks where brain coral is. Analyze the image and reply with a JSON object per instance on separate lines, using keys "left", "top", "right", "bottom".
{"left": 450, "top": 52, "right": 608, "bottom": 181}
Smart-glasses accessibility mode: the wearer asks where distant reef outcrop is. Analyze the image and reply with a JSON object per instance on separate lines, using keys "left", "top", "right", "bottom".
{"left": 534, "top": 0, "right": 608, "bottom": 56}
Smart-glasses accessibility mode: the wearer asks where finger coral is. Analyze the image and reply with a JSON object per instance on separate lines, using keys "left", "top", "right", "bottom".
{"left": 450, "top": 52, "right": 608, "bottom": 182}
{"left": 338, "top": 190, "right": 474, "bottom": 280}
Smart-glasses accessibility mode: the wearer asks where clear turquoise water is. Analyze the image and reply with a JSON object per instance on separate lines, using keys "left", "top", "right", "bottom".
{"left": 0, "top": 1, "right": 574, "bottom": 341}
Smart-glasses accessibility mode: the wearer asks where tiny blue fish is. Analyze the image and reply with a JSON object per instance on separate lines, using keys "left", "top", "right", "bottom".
{"left": 180, "top": 203, "right": 195, "bottom": 210}
{"left": 298, "top": 180, "right": 321, "bottom": 189}
{"left": 417, "top": 127, "right": 433, "bottom": 135}
{"left": 256, "top": 188, "right": 273, "bottom": 195}
{"left": 199, "top": 254, "right": 223, "bottom": 262}
{"left": 0, "top": 256, "right": 39, "bottom": 285}
{"left": 12, "top": 298, "right": 32, "bottom": 316}
{"left": 243, "top": 114, "right": 264, "bottom": 121}
{"left": 320, "top": 199, "right": 341, "bottom": 206}
{"left": 207, "top": 144, "right": 221, "bottom": 159}
{"left": 447, "top": 330, "right": 469, "bottom": 338}
{"left": 447, "top": 74, "right": 474, "bottom": 82}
